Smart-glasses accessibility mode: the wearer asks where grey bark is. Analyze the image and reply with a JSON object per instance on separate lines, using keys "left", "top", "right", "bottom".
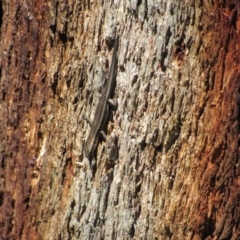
{"left": 1, "top": 0, "right": 239, "bottom": 240}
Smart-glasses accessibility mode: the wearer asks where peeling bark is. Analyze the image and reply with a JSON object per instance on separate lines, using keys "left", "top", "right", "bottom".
{"left": 0, "top": 0, "right": 240, "bottom": 239}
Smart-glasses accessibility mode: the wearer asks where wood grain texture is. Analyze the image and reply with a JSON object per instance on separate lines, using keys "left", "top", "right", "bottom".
{"left": 0, "top": 0, "right": 240, "bottom": 239}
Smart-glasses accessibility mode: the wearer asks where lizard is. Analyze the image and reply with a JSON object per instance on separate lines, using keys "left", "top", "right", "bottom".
{"left": 83, "top": 35, "right": 119, "bottom": 159}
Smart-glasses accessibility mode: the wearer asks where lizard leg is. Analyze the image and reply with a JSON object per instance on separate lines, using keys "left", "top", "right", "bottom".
{"left": 82, "top": 115, "right": 92, "bottom": 126}
{"left": 99, "top": 130, "right": 108, "bottom": 141}
{"left": 108, "top": 98, "right": 118, "bottom": 108}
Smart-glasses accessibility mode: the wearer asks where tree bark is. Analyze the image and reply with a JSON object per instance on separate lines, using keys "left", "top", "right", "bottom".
{"left": 1, "top": 0, "right": 240, "bottom": 239}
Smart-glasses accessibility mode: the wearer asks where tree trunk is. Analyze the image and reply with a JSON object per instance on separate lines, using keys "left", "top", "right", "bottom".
{"left": 1, "top": 0, "right": 240, "bottom": 239}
